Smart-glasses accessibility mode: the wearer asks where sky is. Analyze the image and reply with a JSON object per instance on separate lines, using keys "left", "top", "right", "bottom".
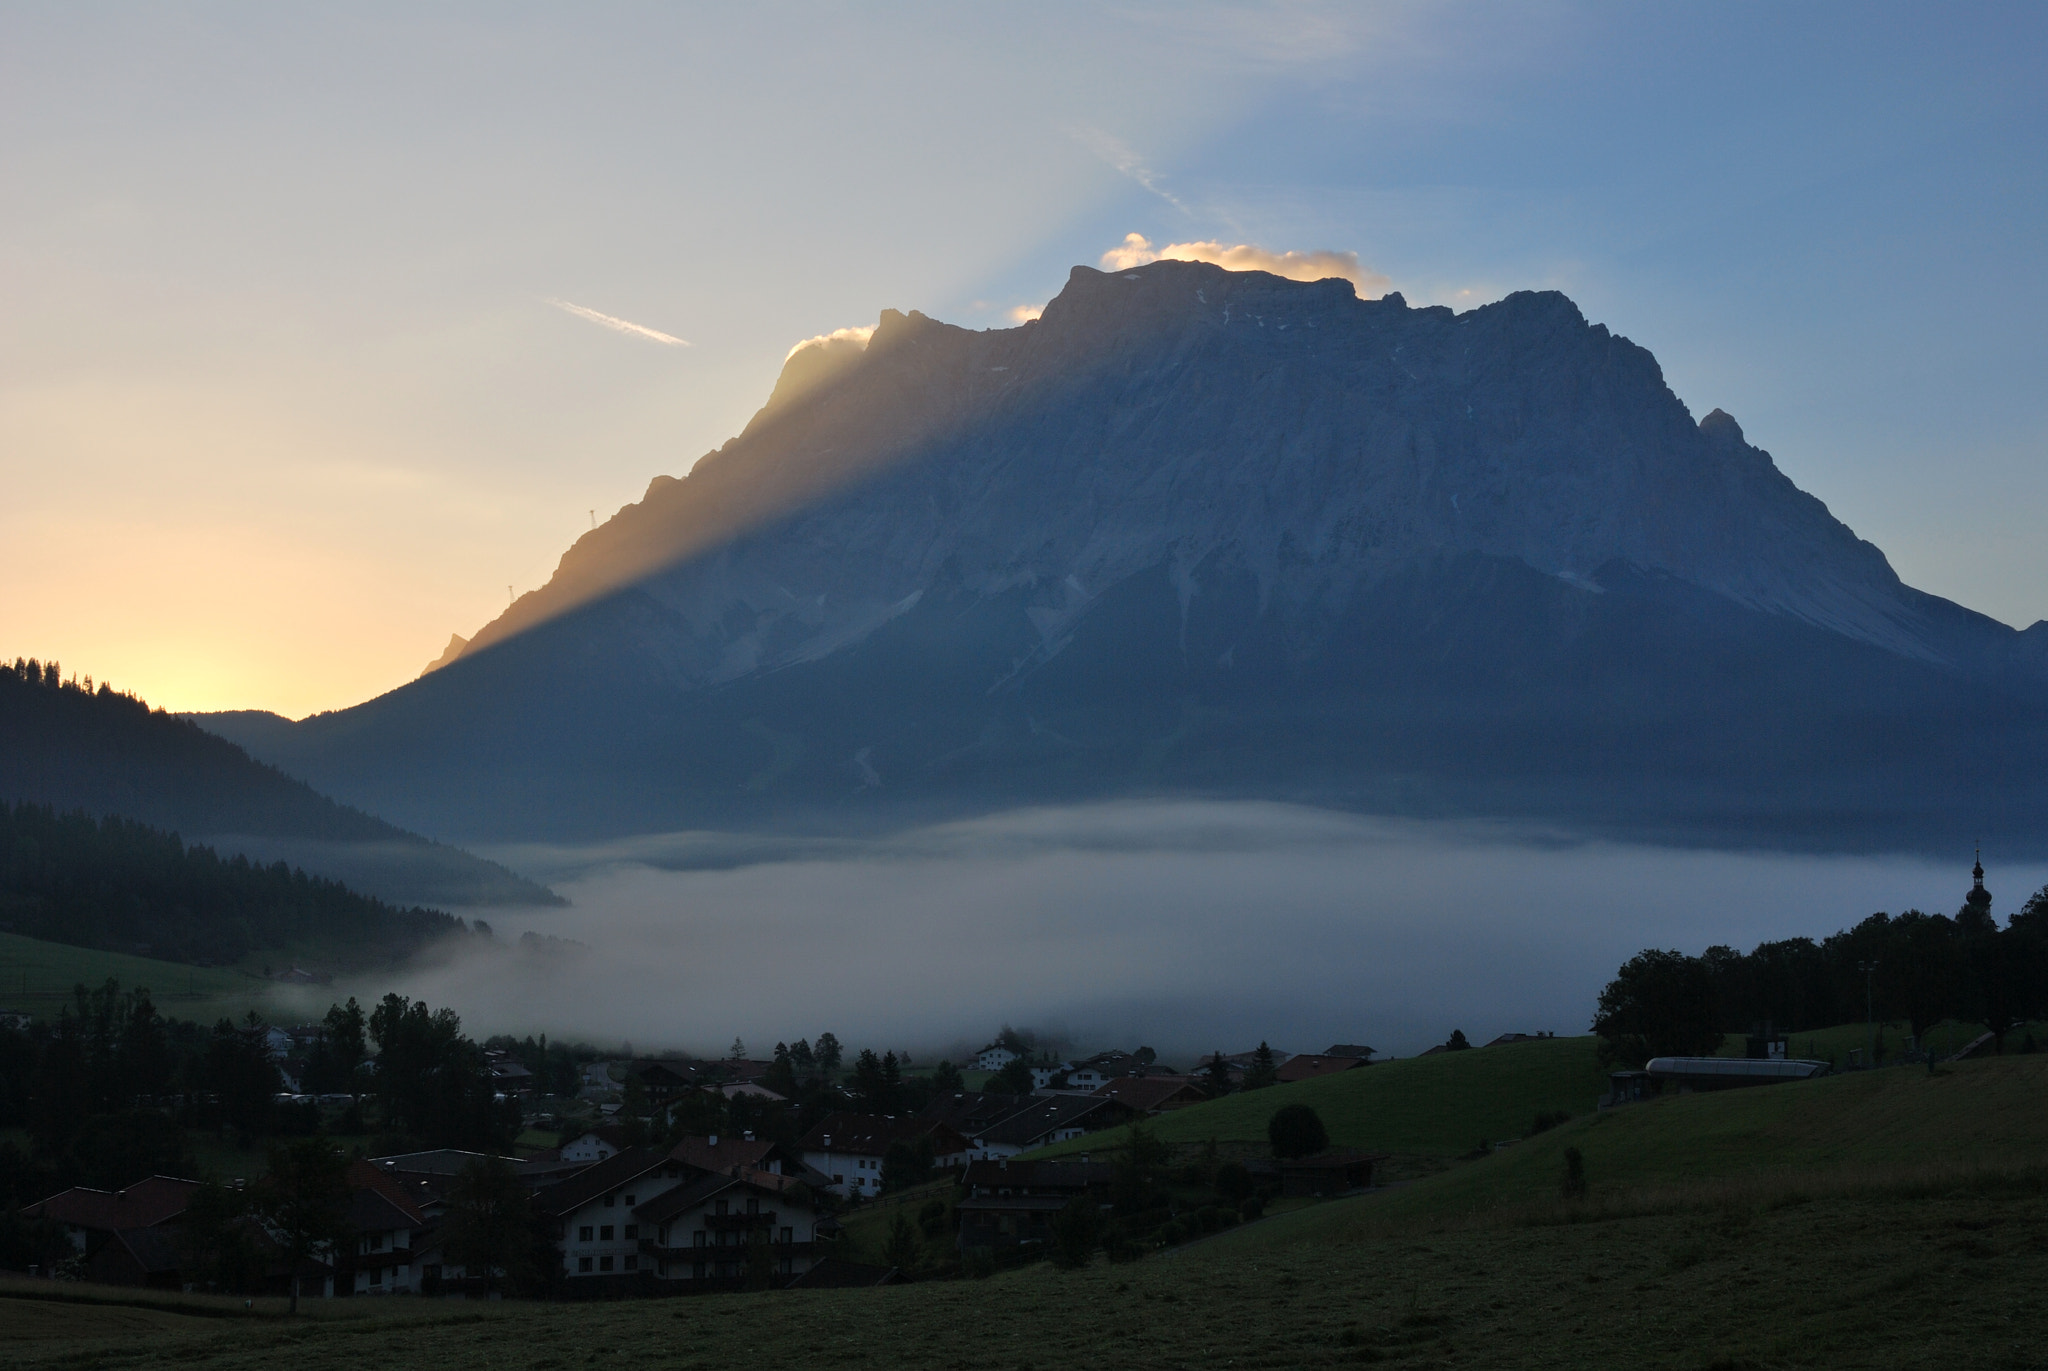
{"left": 4, "top": 3, "right": 2045, "bottom": 718}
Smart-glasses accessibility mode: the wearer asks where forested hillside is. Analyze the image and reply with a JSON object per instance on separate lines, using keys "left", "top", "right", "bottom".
{"left": 0, "top": 658, "right": 558, "bottom": 907}
{"left": 0, "top": 801, "right": 474, "bottom": 968}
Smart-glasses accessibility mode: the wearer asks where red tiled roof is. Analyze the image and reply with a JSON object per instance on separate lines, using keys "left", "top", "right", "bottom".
{"left": 28, "top": 1176, "right": 202, "bottom": 1232}
{"left": 346, "top": 1160, "right": 427, "bottom": 1226}
{"left": 798, "top": 1112, "right": 972, "bottom": 1158}
{"left": 669, "top": 1135, "right": 776, "bottom": 1175}
{"left": 1090, "top": 1076, "right": 1207, "bottom": 1112}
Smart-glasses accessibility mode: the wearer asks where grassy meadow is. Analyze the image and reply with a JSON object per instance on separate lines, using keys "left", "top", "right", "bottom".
{"left": 1034, "top": 1035, "right": 1612, "bottom": 1171}
{"left": 0, "top": 932, "right": 276, "bottom": 1025}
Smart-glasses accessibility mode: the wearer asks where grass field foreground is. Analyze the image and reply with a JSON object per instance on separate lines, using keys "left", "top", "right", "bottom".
{"left": 4, "top": 1175, "right": 2043, "bottom": 1370}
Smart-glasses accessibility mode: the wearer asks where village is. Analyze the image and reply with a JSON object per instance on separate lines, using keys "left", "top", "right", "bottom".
{"left": 7, "top": 1019, "right": 1499, "bottom": 1298}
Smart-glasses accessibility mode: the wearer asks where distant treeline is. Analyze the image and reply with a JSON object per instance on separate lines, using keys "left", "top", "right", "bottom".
{"left": 1594, "top": 887, "right": 2048, "bottom": 1064}
{"left": 0, "top": 801, "right": 471, "bottom": 967}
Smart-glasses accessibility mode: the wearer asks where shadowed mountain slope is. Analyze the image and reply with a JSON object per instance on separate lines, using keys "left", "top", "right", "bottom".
{"left": 201, "top": 261, "right": 2048, "bottom": 852}
{"left": 0, "top": 660, "right": 560, "bottom": 907}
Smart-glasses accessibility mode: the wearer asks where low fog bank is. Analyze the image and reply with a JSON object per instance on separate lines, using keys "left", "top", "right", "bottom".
{"left": 342, "top": 802, "right": 2044, "bottom": 1062}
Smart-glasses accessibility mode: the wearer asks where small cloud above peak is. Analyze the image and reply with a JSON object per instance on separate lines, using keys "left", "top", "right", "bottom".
{"left": 547, "top": 298, "right": 691, "bottom": 346}
{"left": 1102, "top": 234, "right": 1391, "bottom": 297}
{"left": 1008, "top": 304, "right": 1044, "bottom": 324}
{"left": 784, "top": 324, "right": 876, "bottom": 362}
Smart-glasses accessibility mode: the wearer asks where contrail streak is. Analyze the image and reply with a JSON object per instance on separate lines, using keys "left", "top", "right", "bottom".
{"left": 547, "top": 298, "right": 691, "bottom": 347}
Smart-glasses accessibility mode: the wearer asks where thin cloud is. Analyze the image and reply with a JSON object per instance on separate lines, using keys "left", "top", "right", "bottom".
{"left": 1070, "top": 127, "right": 1191, "bottom": 215}
{"left": 784, "top": 324, "right": 876, "bottom": 362}
{"left": 1008, "top": 304, "right": 1043, "bottom": 324}
{"left": 547, "top": 299, "right": 691, "bottom": 347}
{"left": 1103, "top": 234, "right": 1391, "bottom": 296}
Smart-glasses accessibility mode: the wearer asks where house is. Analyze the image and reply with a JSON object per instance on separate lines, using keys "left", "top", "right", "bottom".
{"left": 0, "top": 1008, "right": 32, "bottom": 1031}
{"left": 955, "top": 1159, "right": 1115, "bottom": 1255}
{"left": 1057, "top": 1051, "right": 1161, "bottom": 1091}
{"left": 560, "top": 1126, "right": 636, "bottom": 1165}
{"left": 720, "top": 1080, "right": 786, "bottom": 1102}
{"left": 971, "top": 1094, "right": 1135, "bottom": 1159}
{"left": 799, "top": 1113, "right": 973, "bottom": 1197}
{"left": 634, "top": 1166, "right": 825, "bottom": 1286}
{"left": 487, "top": 1057, "right": 535, "bottom": 1095}
{"left": 1323, "top": 1043, "right": 1376, "bottom": 1059}
{"left": 534, "top": 1135, "right": 826, "bottom": 1287}
{"left": 621, "top": 1059, "right": 708, "bottom": 1104}
{"left": 534, "top": 1145, "right": 702, "bottom": 1285}
{"left": 669, "top": 1132, "right": 819, "bottom": 1182}
{"left": 1484, "top": 1032, "right": 1556, "bottom": 1047}
{"left": 975, "top": 1046, "right": 1019, "bottom": 1073}
{"left": 921, "top": 1091, "right": 1034, "bottom": 1141}
{"left": 24, "top": 1176, "right": 203, "bottom": 1288}
{"left": 1090, "top": 1076, "right": 1208, "bottom": 1114}
{"left": 1279, "top": 1150, "right": 1387, "bottom": 1197}
{"left": 1276, "top": 1053, "right": 1371, "bottom": 1084}
{"left": 342, "top": 1161, "right": 428, "bottom": 1295}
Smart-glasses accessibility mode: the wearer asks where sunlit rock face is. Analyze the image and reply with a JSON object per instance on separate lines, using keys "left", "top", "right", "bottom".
{"left": 472, "top": 261, "right": 2008, "bottom": 680}
{"left": 214, "top": 261, "right": 2048, "bottom": 847}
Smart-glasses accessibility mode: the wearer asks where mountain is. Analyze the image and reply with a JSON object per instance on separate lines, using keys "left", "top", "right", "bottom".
{"left": 0, "top": 659, "right": 561, "bottom": 907}
{"left": 200, "top": 260, "right": 2048, "bottom": 852}
{"left": 0, "top": 800, "right": 474, "bottom": 969}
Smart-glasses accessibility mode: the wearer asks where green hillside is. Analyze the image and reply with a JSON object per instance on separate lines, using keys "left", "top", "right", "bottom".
{"left": 1227, "top": 1052, "right": 2048, "bottom": 1250}
{"left": 0, "top": 930, "right": 275, "bottom": 1024}
{"left": 1036, "top": 1036, "right": 1611, "bottom": 1163}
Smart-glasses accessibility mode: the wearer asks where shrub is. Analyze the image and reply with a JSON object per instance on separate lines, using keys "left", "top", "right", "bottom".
{"left": 1267, "top": 1103, "right": 1329, "bottom": 1159}
{"left": 916, "top": 1198, "right": 948, "bottom": 1237}
{"left": 1214, "top": 1161, "right": 1254, "bottom": 1201}
{"left": 1238, "top": 1196, "right": 1264, "bottom": 1222}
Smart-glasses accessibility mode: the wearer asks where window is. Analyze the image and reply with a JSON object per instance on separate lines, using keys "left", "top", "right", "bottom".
{"left": 715, "top": 1200, "right": 728, "bottom": 1216}
{"left": 371, "top": 1233, "right": 384, "bottom": 1250}
{"left": 624, "top": 1255, "right": 637, "bottom": 1271}
{"left": 779, "top": 1227, "right": 792, "bottom": 1244}
{"left": 746, "top": 1198, "right": 759, "bottom": 1215}
{"left": 369, "top": 1266, "right": 382, "bottom": 1285}
{"left": 579, "top": 1226, "right": 593, "bottom": 1243}
{"left": 603, "top": 1193, "right": 615, "bottom": 1207}
{"left": 624, "top": 1194, "right": 636, "bottom": 1205}
{"left": 578, "top": 1257, "right": 593, "bottom": 1273}
{"left": 833, "top": 1174, "right": 843, "bottom": 1185}
{"left": 624, "top": 1225, "right": 638, "bottom": 1240}
{"left": 692, "top": 1231, "right": 707, "bottom": 1248}
{"left": 600, "top": 1225, "right": 614, "bottom": 1241}
{"left": 693, "top": 1261, "right": 706, "bottom": 1280}
{"left": 599, "top": 1256, "right": 614, "bottom": 1272}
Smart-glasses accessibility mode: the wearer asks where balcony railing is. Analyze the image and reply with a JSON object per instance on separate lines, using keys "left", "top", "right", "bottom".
{"left": 641, "top": 1236, "right": 813, "bottom": 1256}
{"left": 703, "top": 1212, "right": 777, "bottom": 1231}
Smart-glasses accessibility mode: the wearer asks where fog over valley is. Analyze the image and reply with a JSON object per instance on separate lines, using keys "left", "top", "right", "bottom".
{"left": 304, "top": 801, "right": 2046, "bottom": 1061}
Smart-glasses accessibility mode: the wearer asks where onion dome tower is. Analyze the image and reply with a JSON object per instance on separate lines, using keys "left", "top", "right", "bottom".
{"left": 1962, "top": 844, "right": 1995, "bottom": 930}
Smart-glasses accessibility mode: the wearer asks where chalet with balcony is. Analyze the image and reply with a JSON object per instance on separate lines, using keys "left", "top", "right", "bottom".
{"left": 633, "top": 1167, "right": 823, "bottom": 1286}
{"left": 955, "top": 1158, "right": 1115, "bottom": 1256}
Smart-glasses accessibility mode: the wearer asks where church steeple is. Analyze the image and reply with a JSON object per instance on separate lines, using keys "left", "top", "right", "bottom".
{"left": 1963, "top": 843, "right": 1994, "bottom": 929}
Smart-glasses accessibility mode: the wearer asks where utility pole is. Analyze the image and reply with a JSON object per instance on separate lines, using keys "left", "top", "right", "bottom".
{"left": 1857, "top": 959, "right": 1879, "bottom": 1067}
{"left": 589, "top": 509, "right": 596, "bottom": 529}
